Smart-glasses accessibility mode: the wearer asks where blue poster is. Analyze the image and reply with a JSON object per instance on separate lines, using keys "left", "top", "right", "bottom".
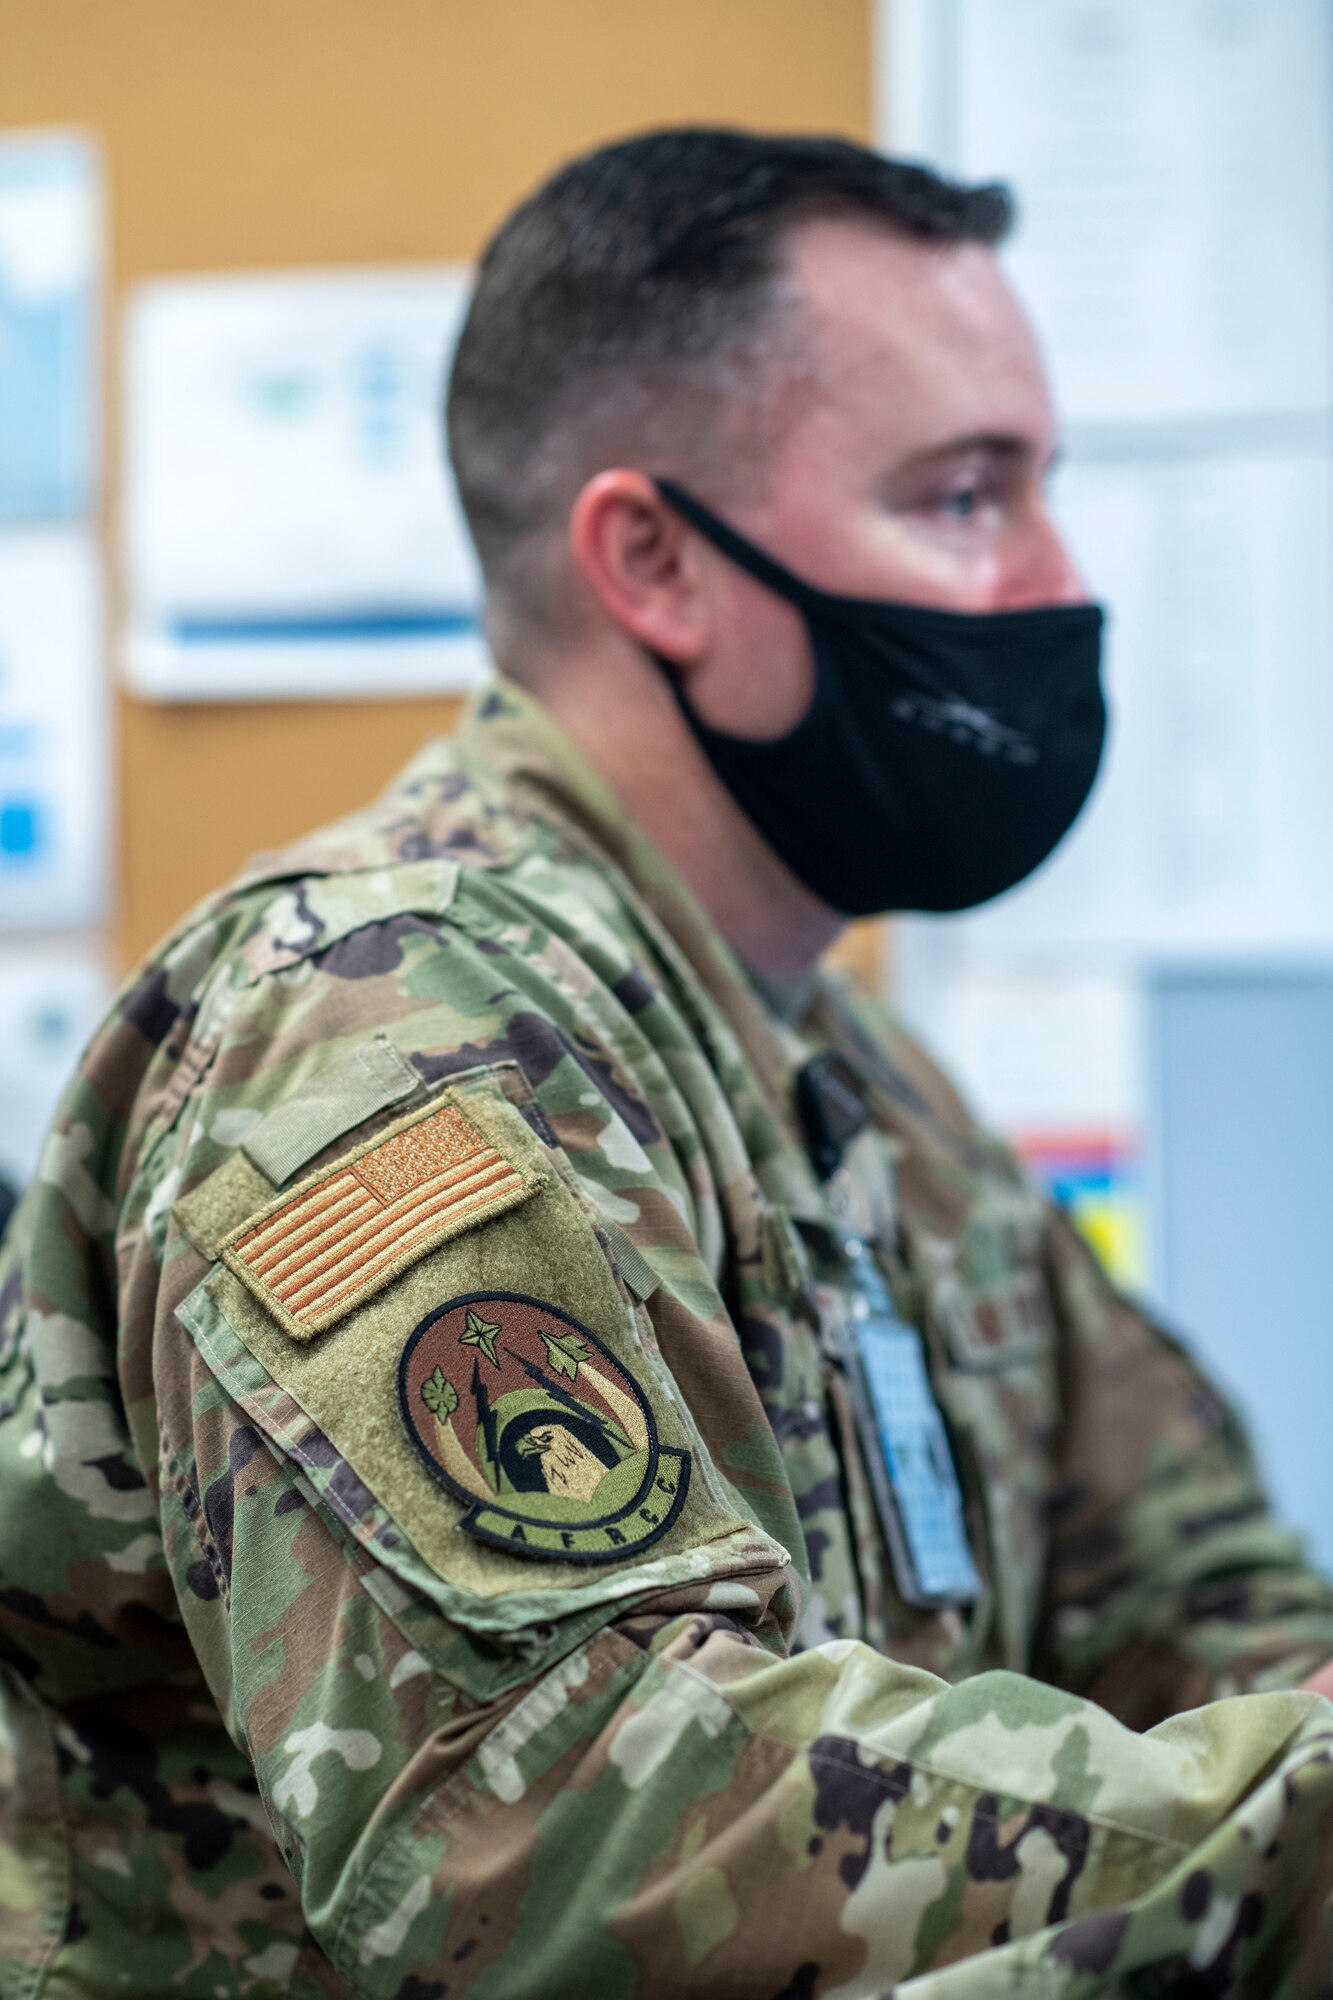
{"left": 0, "top": 133, "right": 100, "bottom": 520}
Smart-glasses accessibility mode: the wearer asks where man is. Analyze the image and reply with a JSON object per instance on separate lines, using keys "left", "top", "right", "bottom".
{"left": 1, "top": 127, "right": 1332, "bottom": 1997}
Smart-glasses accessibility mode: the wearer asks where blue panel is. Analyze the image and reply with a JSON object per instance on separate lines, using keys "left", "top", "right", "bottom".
{"left": 1150, "top": 969, "right": 1333, "bottom": 1571}
{"left": 0, "top": 801, "right": 41, "bottom": 859}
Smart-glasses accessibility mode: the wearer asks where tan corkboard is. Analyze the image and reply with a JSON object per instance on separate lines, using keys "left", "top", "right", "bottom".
{"left": 1, "top": 0, "right": 876, "bottom": 972}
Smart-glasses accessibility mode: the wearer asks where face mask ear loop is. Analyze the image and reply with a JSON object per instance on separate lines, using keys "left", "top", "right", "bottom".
{"left": 652, "top": 477, "right": 828, "bottom": 616}
{"left": 651, "top": 475, "right": 838, "bottom": 752}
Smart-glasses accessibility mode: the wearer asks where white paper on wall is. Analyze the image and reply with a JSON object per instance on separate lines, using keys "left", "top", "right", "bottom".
{"left": 907, "top": 958, "right": 1148, "bottom": 1139}
{"left": 0, "top": 530, "right": 107, "bottom": 929}
{"left": 123, "top": 267, "right": 489, "bottom": 700}
{"left": 923, "top": 0, "right": 1333, "bottom": 429}
{"left": 0, "top": 131, "right": 101, "bottom": 520}
{"left": 0, "top": 942, "right": 109, "bottom": 1191}
{"left": 894, "top": 943, "right": 1152, "bottom": 1284}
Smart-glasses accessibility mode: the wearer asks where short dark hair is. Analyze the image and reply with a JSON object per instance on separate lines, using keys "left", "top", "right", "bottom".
{"left": 446, "top": 126, "right": 1012, "bottom": 638}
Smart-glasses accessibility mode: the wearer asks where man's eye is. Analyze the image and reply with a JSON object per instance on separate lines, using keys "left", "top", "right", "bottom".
{"left": 938, "top": 487, "right": 981, "bottom": 520}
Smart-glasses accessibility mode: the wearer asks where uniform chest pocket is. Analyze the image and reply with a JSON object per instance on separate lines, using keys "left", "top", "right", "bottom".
{"left": 913, "top": 1193, "right": 1058, "bottom": 1375}
{"left": 904, "top": 1191, "right": 1062, "bottom": 1667}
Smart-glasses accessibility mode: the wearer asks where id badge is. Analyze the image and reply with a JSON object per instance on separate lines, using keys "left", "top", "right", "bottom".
{"left": 842, "top": 1251, "right": 979, "bottom": 1609}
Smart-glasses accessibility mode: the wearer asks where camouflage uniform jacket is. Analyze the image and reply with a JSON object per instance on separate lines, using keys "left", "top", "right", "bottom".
{"left": 2, "top": 678, "right": 1333, "bottom": 1998}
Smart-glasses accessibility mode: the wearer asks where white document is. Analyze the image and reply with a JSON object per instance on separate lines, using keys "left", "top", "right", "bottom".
{"left": 898, "top": 0, "right": 1333, "bottom": 429}
{"left": 0, "top": 131, "right": 101, "bottom": 519}
{"left": 0, "top": 942, "right": 109, "bottom": 1190}
{"left": 902, "top": 955, "right": 1147, "bottom": 1141}
{"left": 895, "top": 947, "right": 1151, "bottom": 1284}
{"left": 123, "top": 267, "right": 489, "bottom": 700}
{"left": 0, "top": 531, "right": 107, "bottom": 929}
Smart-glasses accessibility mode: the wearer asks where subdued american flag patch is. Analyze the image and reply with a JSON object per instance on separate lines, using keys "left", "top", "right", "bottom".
{"left": 222, "top": 1096, "right": 540, "bottom": 1342}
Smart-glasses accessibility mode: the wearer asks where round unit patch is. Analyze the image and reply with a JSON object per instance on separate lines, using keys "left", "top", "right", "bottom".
{"left": 398, "top": 1291, "right": 690, "bottom": 1562}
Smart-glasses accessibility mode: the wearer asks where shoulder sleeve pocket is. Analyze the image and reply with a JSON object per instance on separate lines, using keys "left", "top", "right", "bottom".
{"left": 171, "top": 1063, "right": 784, "bottom": 1696}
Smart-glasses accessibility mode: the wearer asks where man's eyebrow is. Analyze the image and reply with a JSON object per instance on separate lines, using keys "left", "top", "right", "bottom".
{"left": 894, "top": 432, "right": 1050, "bottom": 475}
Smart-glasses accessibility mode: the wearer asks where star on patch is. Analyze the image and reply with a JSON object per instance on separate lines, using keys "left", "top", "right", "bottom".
{"left": 460, "top": 1308, "right": 502, "bottom": 1367}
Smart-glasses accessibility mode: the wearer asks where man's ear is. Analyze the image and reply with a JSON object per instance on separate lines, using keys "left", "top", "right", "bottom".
{"left": 568, "top": 470, "right": 715, "bottom": 665}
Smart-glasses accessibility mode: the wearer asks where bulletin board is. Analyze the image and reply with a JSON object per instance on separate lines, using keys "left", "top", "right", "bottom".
{"left": 1, "top": 0, "right": 873, "bottom": 969}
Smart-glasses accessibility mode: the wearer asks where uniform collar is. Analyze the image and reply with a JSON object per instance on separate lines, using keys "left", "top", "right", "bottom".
{"left": 454, "top": 678, "right": 835, "bottom": 1222}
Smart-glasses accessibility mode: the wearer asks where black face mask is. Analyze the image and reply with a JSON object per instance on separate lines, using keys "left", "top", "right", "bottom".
{"left": 654, "top": 478, "right": 1107, "bottom": 918}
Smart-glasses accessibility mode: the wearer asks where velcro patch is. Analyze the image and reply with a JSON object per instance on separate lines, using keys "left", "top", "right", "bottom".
{"left": 222, "top": 1097, "right": 540, "bottom": 1342}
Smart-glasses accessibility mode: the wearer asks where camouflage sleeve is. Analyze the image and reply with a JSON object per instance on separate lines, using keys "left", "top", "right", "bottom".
{"left": 1034, "top": 1203, "right": 1333, "bottom": 1724}
{"left": 116, "top": 901, "right": 1333, "bottom": 1996}
{"left": 139, "top": 1428, "right": 1333, "bottom": 1999}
